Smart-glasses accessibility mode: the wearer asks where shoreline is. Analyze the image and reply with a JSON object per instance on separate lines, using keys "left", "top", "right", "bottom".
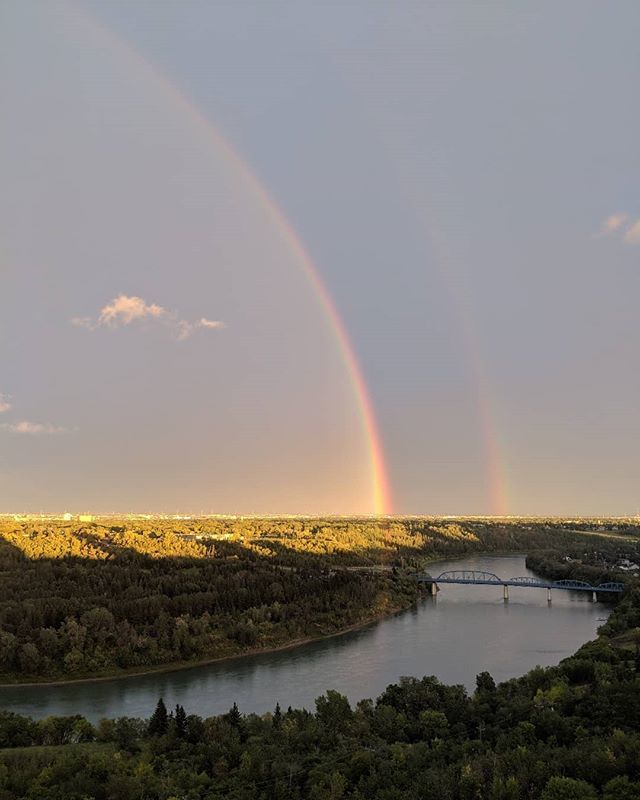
{"left": 0, "top": 550, "right": 532, "bottom": 690}
{"left": 0, "top": 601, "right": 416, "bottom": 690}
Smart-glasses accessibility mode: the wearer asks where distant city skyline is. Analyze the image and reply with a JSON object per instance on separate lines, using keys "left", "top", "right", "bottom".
{"left": 2, "top": 1, "right": 639, "bottom": 516}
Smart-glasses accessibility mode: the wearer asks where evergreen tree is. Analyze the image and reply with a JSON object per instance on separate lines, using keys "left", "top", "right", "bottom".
{"left": 148, "top": 698, "right": 168, "bottom": 737}
{"left": 226, "top": 701, "right": 241, "bottom": 728}
{"left": 273, "top": 702, "right": 282, "bottom": 729}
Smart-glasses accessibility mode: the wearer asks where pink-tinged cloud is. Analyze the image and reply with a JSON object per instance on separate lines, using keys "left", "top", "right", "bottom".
{"left": 175, "top": 317, "right": 226, "bottom": 340}
{"left": 0, "top": 394, "right": 11, "bottom": 414}
{"left": 73, "top": 295, "right": 224, "bottom": 339}
{"left": 1, "top": 420, "right": 67, "bottom": 435}
{"left": 198, "top": 317, "right": 225, "bottom": 329}
{"left": 623, "top": 219, "right": 640, "bottom": 244}
{"left": 598, "top": 213, "right": 629, "bottom": 236}
{"left": 99, "top": 295, "right": 166, "bottom": 326}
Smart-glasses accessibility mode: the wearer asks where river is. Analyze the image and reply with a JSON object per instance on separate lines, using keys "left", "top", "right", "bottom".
{"left": 0, "top": 554, "right": 611, "bottom": 721}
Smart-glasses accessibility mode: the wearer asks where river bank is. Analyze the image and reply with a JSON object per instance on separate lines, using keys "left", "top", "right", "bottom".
{"left": 0, "top": 550, "right": 530, "bottom": 688}
{"left": 0, "top": 555, "right": 635, "bottom": 799}
{"left": 0, "top": 597, "right": 416, "bottom": 689}
{"left": 0, "top": 554, "right": 614, "bottom": 722}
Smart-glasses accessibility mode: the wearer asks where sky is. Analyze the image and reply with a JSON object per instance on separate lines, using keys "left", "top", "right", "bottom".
{"left": 1, "top": 1, "right": 639, "bottom": 516}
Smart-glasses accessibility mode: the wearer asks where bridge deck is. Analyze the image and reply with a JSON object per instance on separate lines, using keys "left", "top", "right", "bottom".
{"left": 415, "top": 571, "right": 625, "bottom": 593}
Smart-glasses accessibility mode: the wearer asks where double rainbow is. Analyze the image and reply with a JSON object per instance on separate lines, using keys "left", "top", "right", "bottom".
{"left": 62, "top": 3, "right": 510, "bottom": 517}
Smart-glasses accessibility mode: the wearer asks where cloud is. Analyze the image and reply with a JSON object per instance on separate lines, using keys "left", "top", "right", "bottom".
{"left": 1, "top": 421, "right": 67, "bottom": 435}
{"left": 596, "top": 212, "right": 640, "bottom": 244}
{"left": 71, "top": 317, "right": 95, "bottom": 330}
{"left": 174, "top": 317, "right": 227, "bottom": 340}
{"left": 597, "top": 213, "right": 628, "bottom": 236}
{"left": 623, "top": 219, "right": 640, "bottom": 244}
{"left": 175, "top": 320, "right": 195, "bottom": 341}
{"left": 0, "top": 396, "right": 65, "bottom": 435}
{"left": 99, "top": 295, "right": 166, "bottom": 326}
{"left": 73, "top": 295, "right": 224, "bottom": 339}
{"left": 198, "top": 318, "right": 225, "bottom": 330}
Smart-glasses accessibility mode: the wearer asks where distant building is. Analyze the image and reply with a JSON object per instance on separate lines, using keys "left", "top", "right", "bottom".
{"left": 79, "top": 514, "right": 94, "bottom": 523}
{"left": 62, "top": 512, "right": 73, "bottom": 521}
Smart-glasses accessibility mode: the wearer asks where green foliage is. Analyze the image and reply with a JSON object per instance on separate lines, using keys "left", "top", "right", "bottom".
{"left": 0, "top": 515, "right": 622, "bottom": 682}
{"left": 541, "top": 776, "right": 598, "bottom": 799}
{"left": 147, "top": 698, "right": 168, "bottom": 737}
{"left": 0, "top": 517, "right": 452, "bottom": 681}
{"left": 603, "top": 776, "right": 640, "bottom": 800}
{"left": 0, "top": 518, "right": 637, "bottom": 797}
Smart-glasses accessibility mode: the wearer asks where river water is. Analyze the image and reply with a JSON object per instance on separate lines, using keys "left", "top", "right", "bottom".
{"left": 0, "top": 555, "right": 611, "bottom": 721}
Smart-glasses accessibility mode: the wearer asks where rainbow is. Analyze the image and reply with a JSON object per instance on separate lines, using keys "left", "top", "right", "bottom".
{"left": 326, "top": 37, "right": 510, "bottom": 515}
{"left": 418, "top": 221, "right": 509, "bottom": 516}
{"left": 65, "top": 2, "right": 392, "bottom": 515}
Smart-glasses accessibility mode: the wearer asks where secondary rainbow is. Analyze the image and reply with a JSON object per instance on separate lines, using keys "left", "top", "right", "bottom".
{"left": 67, "top": 2, "right": 392, "bottom": 515}
{"left": 419, "top": 219, "right": 509, "bottom": 516}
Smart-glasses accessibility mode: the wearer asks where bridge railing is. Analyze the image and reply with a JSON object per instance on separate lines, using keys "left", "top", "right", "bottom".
{"left": 415, "top": 570, "right": 625, "bottom": 593}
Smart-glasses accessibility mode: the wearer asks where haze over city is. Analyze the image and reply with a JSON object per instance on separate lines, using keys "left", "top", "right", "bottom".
{"left": 2, "top": 0, "right": 639, "bottom": 516}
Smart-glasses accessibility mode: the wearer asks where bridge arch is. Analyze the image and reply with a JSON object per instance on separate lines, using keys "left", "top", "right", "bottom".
{"left": 551, "top": 580, "right": 593, "bottom": 591}
{"left": 435, "top": 570, "right": 503, "bottom": 584}
{"left": 596, "top": 582, "right": 626, "bottom": 593}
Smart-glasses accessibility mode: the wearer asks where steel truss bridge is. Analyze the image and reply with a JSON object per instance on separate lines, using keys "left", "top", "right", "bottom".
{"left": 416, "top": 570, "right": 625, "bottom": 601}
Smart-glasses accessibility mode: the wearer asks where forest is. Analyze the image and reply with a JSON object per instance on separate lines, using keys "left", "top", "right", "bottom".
{"left": 0, "top": 569, "right": 638, "bottom": 798}
{"left": 0, "top": 519, "right": 639, "bottom": 796}
{"left": 0, "top": 516, "right": 638, "bottom": 682}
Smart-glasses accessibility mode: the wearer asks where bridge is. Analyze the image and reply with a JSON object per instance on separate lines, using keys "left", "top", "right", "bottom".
{"left": 416, "top": 570, "right": 625, "bottom": 602}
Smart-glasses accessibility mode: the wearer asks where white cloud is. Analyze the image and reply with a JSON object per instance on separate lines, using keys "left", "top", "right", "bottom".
{"left": 597, "top": 213, "right": 628, "bottom": 236}
{"left": 1, "top": 420, "right": 67, "bottom": 435}
{"left": 198, "top": 318, "right": 225, "bottom": 330}
{"left": 623, "top": 219, "right": 640, "bottom": 244}
{"left": 0, "top": 394, "right": 11, "bottom": 414}
{"left": 73, "top": 295, "right": 224, "bottom": 340}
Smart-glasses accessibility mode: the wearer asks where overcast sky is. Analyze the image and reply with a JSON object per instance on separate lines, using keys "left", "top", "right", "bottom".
{"left": 1, "top": 1, "right": 639, "bottom": 516}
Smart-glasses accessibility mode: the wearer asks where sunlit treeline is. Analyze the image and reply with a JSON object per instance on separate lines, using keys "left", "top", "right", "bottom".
{"left": 0, "top": 517, "right": 637, "bottom": 682}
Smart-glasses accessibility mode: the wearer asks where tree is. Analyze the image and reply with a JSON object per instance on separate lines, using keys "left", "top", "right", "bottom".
{"left": 148, "top": 698, "right": 168, "bottom": 736}
{"left": 603, "top": 776, "right": 640, "bottom": 800}
{"left": 114, "top": 717, "right": 140, "bottom": 752}
{"left": 184, "top": 714, "right": 205, "bottom": 744}
{"left": 476, "top": 671, "right": 496, "bottom": 694}
{"left": 315, "top": 690, "right": 352, "bottom": 735}
{"left": 309, "top": 770, "right": 347, "bottom": 800}
{"left": 419, "top": 710, "right": 448, "bottom": 741}
{"left": 18, "top": 642, "right": 40, "bottom": 674}
{"left": 541, "top": 776, "right": 598, "bottom": 800}
{"left": 174, "top": 704, "right": 187, "bottom": 738}
{"left": 226, "top": 702, "right": 242, "bottom": 728}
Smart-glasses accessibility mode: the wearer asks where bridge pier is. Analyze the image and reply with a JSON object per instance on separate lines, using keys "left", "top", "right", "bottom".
{"left": 430, "top": 582, "right": 438, "bottom": 596}
{"left": 592, "top": 591, "right": 597, "bottom": 603}
{"left": 503, "top": 585, "right": 509, "bottom": 601}
{"left": 547, "top": 588, "right": 552, "bottom": 604}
